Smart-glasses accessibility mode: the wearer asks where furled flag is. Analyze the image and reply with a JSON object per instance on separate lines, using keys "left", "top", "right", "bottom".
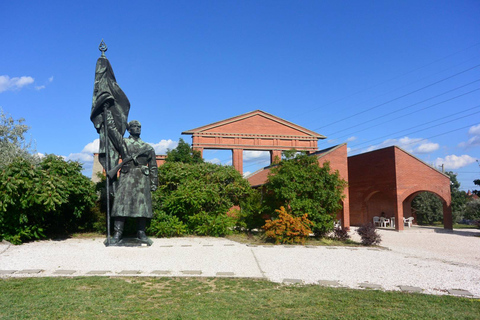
{"left": 90, "top": 55, "right": 130, "bottom": 173}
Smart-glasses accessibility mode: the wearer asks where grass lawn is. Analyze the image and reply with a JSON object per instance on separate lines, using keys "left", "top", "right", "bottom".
{"left": 0, "top": 277, "right": 478, "bottom": 319}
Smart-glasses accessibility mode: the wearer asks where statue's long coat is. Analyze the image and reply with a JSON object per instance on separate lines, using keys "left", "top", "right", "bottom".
{"left": 106, "top": 115, "right": 158, "bottom": 218}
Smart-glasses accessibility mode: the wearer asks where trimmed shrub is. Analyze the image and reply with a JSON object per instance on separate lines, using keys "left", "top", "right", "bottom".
{"left": 333, "top": 226, "right": 350, "bottom": 241}
{"left": 148, "top": 212, "right": 187, "bottom": 237}
{"left": 263, "top": 206, "right": 313, "bottom": 245}
{"left": 357, "top": 222, "right": 381, "bottom": 246}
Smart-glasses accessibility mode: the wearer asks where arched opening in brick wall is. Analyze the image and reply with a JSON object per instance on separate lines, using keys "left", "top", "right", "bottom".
{"left": 365, "top": 191, "right": 396, "bottom": 224}
{"left": 403, "top": 191, "right": 451, "bottom": 228}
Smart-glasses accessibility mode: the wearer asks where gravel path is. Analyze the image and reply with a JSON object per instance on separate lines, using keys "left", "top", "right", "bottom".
{"left": 1, "top": 227, "right": 479, "bottom": 297}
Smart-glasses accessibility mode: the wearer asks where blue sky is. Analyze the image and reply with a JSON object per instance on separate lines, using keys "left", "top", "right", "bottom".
{"left": 1, "top": 1, "right": 479, "bottom": 190}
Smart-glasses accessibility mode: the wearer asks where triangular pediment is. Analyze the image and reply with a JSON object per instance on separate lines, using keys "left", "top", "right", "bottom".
{"left": 182, "top": 110, "right": 325, "bottom": 138}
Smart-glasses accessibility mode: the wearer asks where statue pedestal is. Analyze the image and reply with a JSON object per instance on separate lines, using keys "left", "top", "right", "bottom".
{"left": 104, "top": 237, "right": 153, "bottom": 247}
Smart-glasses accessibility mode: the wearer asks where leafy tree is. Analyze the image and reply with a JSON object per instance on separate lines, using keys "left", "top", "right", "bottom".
{"left": 263, "top": 150, "right": 347, "bottom": 237}
{"left": 447, "top": 171, "right": 467, "bottom": 221}
{"left": 411, "top": 192, "right": 443, "bottom": 224}
{"left": 0, "top": 109, "right": 38, "bottom": 168}
{"left": 151, "top": 161, "right": 252, "bottom": 236}
{"left": 464, "top": 199, "right": 480, "bottom": 221}
{"left": 165, "top": 138, "right": 203, "bottom": 164}
{"left": 412, "top": 171, "right": 467, "bottom": 224}
{"left": 0, "top": 155, "right": 97, "bottom": 244}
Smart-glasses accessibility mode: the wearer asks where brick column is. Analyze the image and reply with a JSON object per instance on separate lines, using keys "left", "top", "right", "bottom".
{"left": 232, "top": 149, "right": 243, "bottom": 175}
{"left": 270, "top": 150, "right": 282, "bottom": 165}
{"left": 443, "top": 202, "right": 453, "bottom": 230}
{"left": 395, "top": 198, "right": 404, "bottom": 231}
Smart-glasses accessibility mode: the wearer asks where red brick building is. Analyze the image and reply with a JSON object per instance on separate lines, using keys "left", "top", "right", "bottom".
{"left": 185, "top": 110, "right": 452, "bottom": 231}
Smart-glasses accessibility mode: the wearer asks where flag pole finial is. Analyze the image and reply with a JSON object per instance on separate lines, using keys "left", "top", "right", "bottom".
{"left": 99, "top": 39, "right": 108, "bottom": 57}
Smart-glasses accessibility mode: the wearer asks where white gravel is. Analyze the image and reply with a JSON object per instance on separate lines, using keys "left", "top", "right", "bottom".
{"left": 1, "top": 226, "right": 479, "bottom": 297}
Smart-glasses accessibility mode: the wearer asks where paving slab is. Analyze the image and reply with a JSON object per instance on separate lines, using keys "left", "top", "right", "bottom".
{"left": 359, "top": 283, "right": 383, "bottom": 290}
{"left": 86, "top": 270, "right": 110, "bottom": 275}
{"left": 216, "top": 272, "right": 235, "bottom": 277}
{"left": 0, "top": 270, "right": 17, "bottom": 274}
{"left": 318, "top": 280, "right": 341, "bottom": 287}
{"left": 448, "top": 289, "right": 473, "bottom": 297}
{"left": 181, "top": 270, "right": 202, "bottom": 275}
{"left": 283, "top": 278, "right": 303, "bottom": 284}
{"left": 17, "top": 269, "right": 43, "bottom": 274}
{"left": 118, "top": 270, "right": 141, "bottom": 275}
{"left": 399, "top": 285, "right": 422, "bottom": 293}
{"left": 54, "top": 270, "right": 76, "bottom": 275}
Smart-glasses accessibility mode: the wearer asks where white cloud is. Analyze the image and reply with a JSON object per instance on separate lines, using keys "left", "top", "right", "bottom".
{"left": 82, "top": 139, "right": 100, "bottom": 153}
{"left": 434, "top": 154, "right": 477, "bottom": 170}
{"left": 35, "top": 85, "right": 46, "bottom": 91}
{"left": 149, "top": 139, "right": 177, "bottom": 155}
{"left": 414, "top": 142, "right": 439, "bottom": 154}
{"left": 459, "top": 124, "right": 480, "bottom": 148}
{"left": 48, "top": 76, "right": 54, "bottom": 83}
{"left": 243, "top": 171, "right": 251, "bottom": 177}
{"left": 346, "top": 136, "right": 357, "bottom": 142}
{"left": 0, "top": 75, "right": 34, "bottom": 93}
{"left": 206, "top": 158, "right": 222, "bottom": 164}
{"left": 468, "top": 124, "right": 480, "bottom": 135}
{"left": 243, "top": 150, "right": 270, "bottom": 162}
{"left": 365, "top": 137, "right": 438, "bottom": 155}
{"left": 66, "top": 152, "right": 94, "bottom": 163}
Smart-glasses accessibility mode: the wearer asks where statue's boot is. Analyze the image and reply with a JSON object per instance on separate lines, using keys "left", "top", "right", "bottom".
{"left": 111, "top": 217, "right": 125, "bottom": 244}
{"left": 137, "top": 218, "right": 153, "bottom": 246}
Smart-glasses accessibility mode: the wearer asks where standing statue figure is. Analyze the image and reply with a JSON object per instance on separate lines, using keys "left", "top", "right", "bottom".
{"left": 90, "top": 40, "right": 158, "bottom": 246}
{"left": 105, "top": 106, "right": 158, "bottom": 245}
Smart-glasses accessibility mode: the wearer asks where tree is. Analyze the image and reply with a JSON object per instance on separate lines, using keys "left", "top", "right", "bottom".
{"left": 0, "top": 109, "right": 38, "bottom": 168}
{"left": 150, "top": 161, "right": 252, "bottom": 236}
{"left": 447, "top": 171, "right": 467, "bottom": 221}
{"left": 412, "top": 171, "right": 467, "bottom": 224}
{"left": 165, "top": 138, "right": 203, "bottom": 164}
{"left": 0, "top": 155, "right": 97, "bottom": 244}
{"left": 263, "top": 150, "right": 347, "bottom": 237}
{"left": 411, "top": 192, "right": 443, "bottom": 224}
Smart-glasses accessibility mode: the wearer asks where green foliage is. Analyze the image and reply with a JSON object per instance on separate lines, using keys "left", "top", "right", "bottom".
{"left": 263, "top": 150, "right": 347, "bottom": 237}
{"left": 188, "top": 211, "right": 236, "bottom": 236}
{"left": 412, "top": 172, "right": 468, "bottom": 224}
{"left": 464, "top": 199, "right": 480, "bottom": 221}
{"left": 147, "top": 211, "right": 187, "bottom": 237}
{"left": 165, "top": 138, "right": 203, "bottom": 164}
{"left": 0, "top": 155, "right": 97, "bottom": 244}
{"left": 0, "top": 109, "right": 38, "bottom": 169}
{"left": 412, "top": 192, "right": 443, "bottom": 224}
{"left": 263, "top": 206, "right": 313, "bottom": 244}
{"left": 152, "top": 161, "right": 252, "bottom": 236}
{"left": 236, "top": 188, "right": 265, "bottom": 230}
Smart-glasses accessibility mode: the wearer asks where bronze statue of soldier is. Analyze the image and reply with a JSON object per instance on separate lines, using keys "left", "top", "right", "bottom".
{"left": 90, "top": 40, "right": 158, "bottom": 246}
{"left": 105, "top": 106, "right": 158, "bottom": 245}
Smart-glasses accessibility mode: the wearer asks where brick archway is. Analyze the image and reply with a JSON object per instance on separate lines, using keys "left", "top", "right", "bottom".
{"left": 182, "top": 110, "right": 325, "bottom": 175}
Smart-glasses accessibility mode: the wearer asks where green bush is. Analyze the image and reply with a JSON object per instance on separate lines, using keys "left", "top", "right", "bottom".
{"left": 263, "top": 206, "right": 313, "bottom": 245}
{"left": 148, "top": 211, "right": 187, "bottom": 237}
{"left": 263, "top": 151, "right": 347, "bottom": 237}
{"left": 153, "top": 161, "right": 252, "bottom": 236}
{"left": 0, "top": 155, "right": 97, "bottom": 244}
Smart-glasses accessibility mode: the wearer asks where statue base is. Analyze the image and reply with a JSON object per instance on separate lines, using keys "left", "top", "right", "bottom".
{"left": 104, "top": 237, "right": 153, "bottom": 247}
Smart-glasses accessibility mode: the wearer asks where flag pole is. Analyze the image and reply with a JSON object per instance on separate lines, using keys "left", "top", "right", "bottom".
{"left": 104, "top": 105, "right": 111, "bottom": 246}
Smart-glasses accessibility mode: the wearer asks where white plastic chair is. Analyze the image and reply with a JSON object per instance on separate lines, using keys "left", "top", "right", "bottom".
{"left": 380, "top": 217, "right": 390, "bottom": 228}
{"left": 403, "top": 217, "right": 414, "bottom": 227}
{"left": 373, "top": 216, "right": 380, "bottom": 227}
